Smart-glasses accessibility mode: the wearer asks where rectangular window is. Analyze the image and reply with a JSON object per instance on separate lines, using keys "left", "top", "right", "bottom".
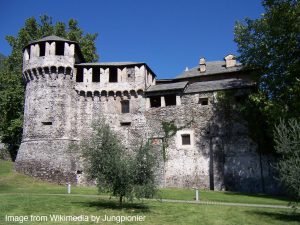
{"left": 165, "top": 94, "right": 176, "bottom": 106}
{"left": 150, "top": 96, "right": 161, "bottom": 108}
{"left": 42, "top": 121, "right": 52, "bottom": 126}
{"left": 181, "top": 134, "right": 191, "bottom": 145}
{"left": 76, "top": 68, "right": 84, "bottom": 82}
{"left": 109, "top": 67, "right": 118, "bottom": 82}
{"left": 120, "top": 122, "right": 131, "bottom": 126}
{"left": 199, "top": 98, "right": 208, "bottom": 105}
{"left": 92, "top": 68, "right": 100, "bottom": 82}
{"left": 39, "top": 42, "right": 46, "bottom": 57}
{"left": 55, "top": 42, "right": 65, "bottom": 56}
{"left": 121, "top": 100, "right": 130, "bottom": 113}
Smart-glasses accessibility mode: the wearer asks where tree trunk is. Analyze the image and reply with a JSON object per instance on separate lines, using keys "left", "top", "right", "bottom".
{"left": 119, "top": 195, "right": 123, "bottom": 207}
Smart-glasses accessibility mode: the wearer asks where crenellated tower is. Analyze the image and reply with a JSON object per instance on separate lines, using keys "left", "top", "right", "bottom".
{"left": 15, "top": 36, "right": 84, "bottom": 184}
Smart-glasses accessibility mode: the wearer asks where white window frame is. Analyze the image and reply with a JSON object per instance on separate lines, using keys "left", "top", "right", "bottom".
{"left": 176, "top": 130, "right": 195, "bottom": 149}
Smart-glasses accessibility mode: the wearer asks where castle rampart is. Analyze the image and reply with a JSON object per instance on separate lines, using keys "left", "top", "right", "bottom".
{"left": 15, "top": 36, "right": 279, "bottom": 193}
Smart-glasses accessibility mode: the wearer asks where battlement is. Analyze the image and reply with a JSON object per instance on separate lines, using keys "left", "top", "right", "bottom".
{"left": 22, "top": 35, "right": 84, "bottom": 73}
{"left": 22, "top": 65, "right": 74, "bottom": 83}
{"left": 74, "top": 63, "right": 155, "bottom": 95}
{"left": 76, "top": 89, "right": 144, "bottom": 101}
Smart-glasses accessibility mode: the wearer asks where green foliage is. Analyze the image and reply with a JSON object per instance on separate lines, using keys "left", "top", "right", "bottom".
{"left": 0, "top": 53, "right": 5, "bottom": 69}
{"left": 0, "top": 15, "right": 98, "bottom": 160}
{"left": 80, "top": 120, "right": 157, "bottom": 205}
{"left": 232, "top": 0, "right": 300, "bottom": 155}
{"left": 274, "top": 119, "right": 300, "bottom": 202}
{"left": 234, "top": 0, "right": 300, "bottom": 122}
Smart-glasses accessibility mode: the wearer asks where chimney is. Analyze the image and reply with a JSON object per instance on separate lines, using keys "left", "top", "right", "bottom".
{"left": 199, "top": 57, "right": 206, "bottom": 73}
{"left": 224, "top": 54, "right": 236, "bottom": 68}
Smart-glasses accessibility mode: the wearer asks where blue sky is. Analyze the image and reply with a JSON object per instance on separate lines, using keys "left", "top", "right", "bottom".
{"left": 0, "top": 0, "right": 263, "bottom": 79}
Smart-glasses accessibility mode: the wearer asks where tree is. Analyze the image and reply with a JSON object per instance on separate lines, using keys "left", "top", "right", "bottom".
{"left": 235, "top": 0, "right": 300, "bottom": 146}
{"left": 274, "top": 119, "right": 300, "bottom": 202}
{"left": 234, "top": 0, "right": 299, "bottom": 149}
{"left": 0, "top": 15, "right": 98, "bottom": 160}
{"left": 234, "top": 0, "right": 300, "bottom": 125}
{"left": 234, "top": 0, "right": 300, "bottom": 195}
{"left": 80, "top": 120, "right": 157, "bottom": 206}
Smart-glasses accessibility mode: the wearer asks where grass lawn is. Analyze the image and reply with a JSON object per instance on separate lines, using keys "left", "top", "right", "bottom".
{"left": 0, "top": 160, "right": 299, "bottom": 225}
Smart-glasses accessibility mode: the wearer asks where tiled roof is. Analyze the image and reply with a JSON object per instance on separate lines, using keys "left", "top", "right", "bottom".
{"left": 29, "top": 35, "right": 77, "bottom": 45}
{"left": 176, "top": 61, "right": 243, "bottom": 79}
{"left": 184, "top": 78, "right": 255, "bottom": 93}
{"left": 146, "top": 81, "right": 188, "bottom": 92}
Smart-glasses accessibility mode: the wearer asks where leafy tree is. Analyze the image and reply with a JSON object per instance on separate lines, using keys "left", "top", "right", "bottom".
{"left": 274, "top": 119, "right": 300, "bottom": 202}
{"left": 0, "top": 15, "right": 98, "bottom": 160}
{"left": 80, "top": 120, "right": 157, "bottom": 206}
{"left": 234, "top": 0, "right": 300, "bottom": 195}
{"left": 234, "top": 0, "right": 300, "bottom": 125}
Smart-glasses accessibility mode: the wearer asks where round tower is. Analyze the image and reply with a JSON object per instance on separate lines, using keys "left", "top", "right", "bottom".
{"left": 15, "top": 36, "right": 84, "bottom": 184}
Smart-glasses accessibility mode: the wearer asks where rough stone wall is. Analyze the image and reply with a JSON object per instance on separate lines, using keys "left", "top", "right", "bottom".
{"left": 16, "top": 43, "right": 80, "bottom": 184}
{"left": 16, "top": 40, "right": 279, "bottom": 193}
{"left": 142, "top": 93, "right": 278, "bottom": 193}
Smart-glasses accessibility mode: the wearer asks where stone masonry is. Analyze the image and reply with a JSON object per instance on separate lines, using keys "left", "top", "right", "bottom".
{"left": 15, "top": 36, "right": 279, "bottom": 193}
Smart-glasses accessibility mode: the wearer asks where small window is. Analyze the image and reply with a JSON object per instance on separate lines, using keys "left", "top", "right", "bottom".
{"left": 55, "top": 42, "right": 65, "bottom": 56}
{"left": 121, "top": 100, "right": 130, "bottom": 113}
{"left": 92, "top": 68, "right": 100, "bottom": 82}
{"left": 199, "top": 98, "right": 208, "bottom": 105}
{"left": 120, "top": 122, "right": 131, "bottom": 126}
{"left": 150, "top": 96, "right": 161, "bottom": 108}
{"left": 76, "top": 67, "right": 84, "bottom": 82}
{"left": 181, "top": 134, "right": 191, "bottom": 145}
{"left": 39, "top": 42, "right": 46, "bottom": 57}
{"left": 76, "top": 170, "right": 82, "bottom": 174}
{"left": 42, "top": 122, "right": 52, "bottom": 126}
{"left": 165, "top": 94, "right": 176, "bottom": 106}
{"left": 109, "top": 67, "right": 118, "bottom": 82}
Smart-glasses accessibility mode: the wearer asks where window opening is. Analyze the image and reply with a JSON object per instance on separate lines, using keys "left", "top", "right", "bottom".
{"left": 120, "top": 122, "right": 131, "bottom": 126}
{"left": 39, "top": 42, "right": 46, "bottom": 56}
{"left": 42, "top": 122, "right": 52, "bottom": 126}
{"left": 92, "top": 68, "right": 100, "bottom": 82}
{"left": 165, "top": 94, "right": 176, "bottom": 106}
{"left": 199, "top": 98, "right": 208, "bottom": 105}
{"left": 121, "top": 100, "right": 130, "bottom": 113}
{"left": 76, "top": 67, "right": 84, "bottom": 82}
{"left": 55, "top": 42, "right": 65, "bottom": 56}
{"left": 109, "top": 67, "right": 118, "bottom": 82}
{"left": 181, "top": 134, "right": 191, "bottom": 145}
{"left": 150, "top": 96, "right": 161, "bottom": 108}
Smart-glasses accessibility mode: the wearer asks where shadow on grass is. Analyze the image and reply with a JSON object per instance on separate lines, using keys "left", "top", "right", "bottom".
{"left": 223, "top": 191, "right": 291, "bottom": 202}
{"left": 75, "top": 199, "right": 151, "bottom": 213}
{"left": 246, "top": 210, "right": 300, "bottom": 222}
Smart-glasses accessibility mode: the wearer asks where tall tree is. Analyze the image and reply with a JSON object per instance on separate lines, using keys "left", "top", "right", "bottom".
{"left": 234, "top": 0, "right": 300, "bottom": 124}
{"left": 0, "top": 15, "right": 99, "bottom": 160}
{"left": 234, "top": 0, "right": 300, "bottom": 195}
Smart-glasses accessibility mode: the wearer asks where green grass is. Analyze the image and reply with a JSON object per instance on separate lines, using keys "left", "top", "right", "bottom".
{"left": 0, "top": 160, "right": 291, "bottom": 205}
{"left": 0, "top": 160, "right": 299, "bottom": 225}
{"left": 157, "top": 188, "right": 291, "bottom": 206}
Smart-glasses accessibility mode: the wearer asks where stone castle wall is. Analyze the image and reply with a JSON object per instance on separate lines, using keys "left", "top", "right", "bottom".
{"left": 15, "top": 38, "right": 279, "bottom": 194}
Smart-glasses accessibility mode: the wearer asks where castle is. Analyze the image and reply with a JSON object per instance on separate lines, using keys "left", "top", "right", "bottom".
{"left": 15, "top": 35, "right": 277, "bottom": 193}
